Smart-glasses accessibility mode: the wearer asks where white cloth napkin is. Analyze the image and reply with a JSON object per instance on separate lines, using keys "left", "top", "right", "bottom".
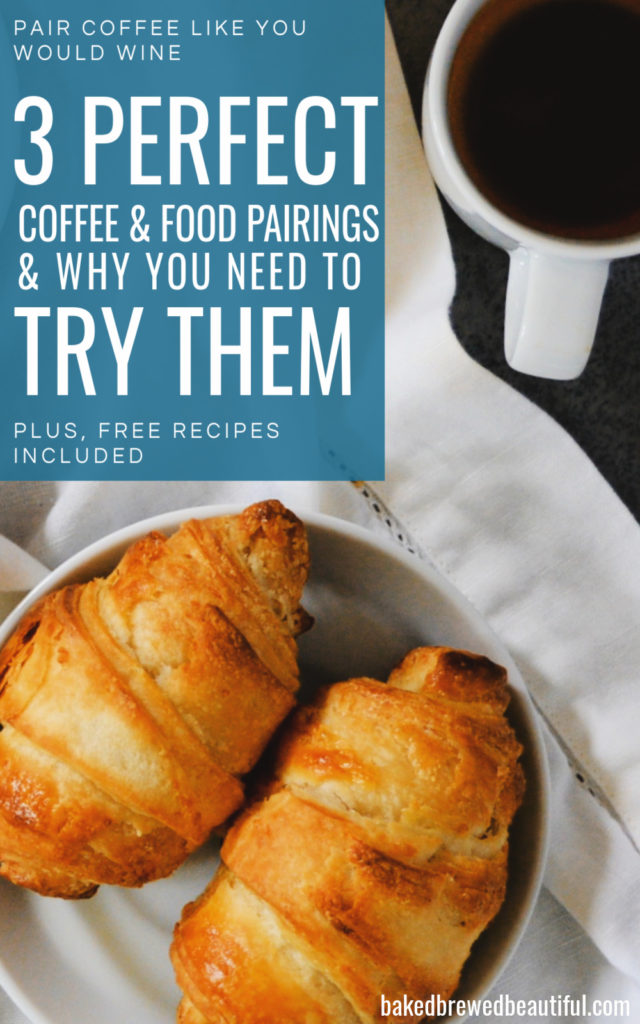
{"left": 380, "top": 19, "right": 640, "bottom": 994}
{"left": 0, "top": 537, "right": 48, "bottom": 622}
{"left": 1, "top": 20, "right": 639, "bottom": 1024}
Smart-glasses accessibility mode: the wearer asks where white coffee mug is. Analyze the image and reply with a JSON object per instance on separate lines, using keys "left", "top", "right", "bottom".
{"left": 422, "top": 0, "right": 640, "bottom": 380}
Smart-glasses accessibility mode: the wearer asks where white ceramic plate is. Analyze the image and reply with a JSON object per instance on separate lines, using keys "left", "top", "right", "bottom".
{"left": 0, "top": 508, "right": 549, "bottom": 1024}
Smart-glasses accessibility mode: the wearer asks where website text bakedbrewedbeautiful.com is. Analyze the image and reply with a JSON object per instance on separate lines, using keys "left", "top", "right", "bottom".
{"left": 381, "top": 993, "right": 631, "bottom": 1018}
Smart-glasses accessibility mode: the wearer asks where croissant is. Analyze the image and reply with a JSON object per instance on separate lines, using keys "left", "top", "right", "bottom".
{"left": 171, "top": 646, "right": 525, "bottom": 1024}
{"left": 0, "top": 500, "right": 310, "bottom": 899}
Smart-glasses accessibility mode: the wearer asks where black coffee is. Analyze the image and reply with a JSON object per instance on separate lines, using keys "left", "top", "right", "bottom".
{"left": 447, "top": 0, "right": 640, "bottom": 240}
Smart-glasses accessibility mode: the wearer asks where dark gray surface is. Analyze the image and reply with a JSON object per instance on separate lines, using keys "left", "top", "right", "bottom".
{"left": 387, "top": 0, "right": 640, "bottom": 521}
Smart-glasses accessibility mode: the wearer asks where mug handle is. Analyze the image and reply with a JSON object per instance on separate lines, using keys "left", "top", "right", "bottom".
{"left": 504, "top": 249, "right": 610, "bottom": 379}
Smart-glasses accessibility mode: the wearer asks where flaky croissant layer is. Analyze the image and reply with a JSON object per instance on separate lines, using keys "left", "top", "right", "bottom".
{"left": 0, "top": 500, "right": 310, "bottom": 898}
{"left": 172, "top": 646, "right": 525, "bottom": 1024}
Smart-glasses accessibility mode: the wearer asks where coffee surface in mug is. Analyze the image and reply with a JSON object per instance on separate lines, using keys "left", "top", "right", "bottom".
{"left": 447, "top": 0, "right": 640, "bottom": 240}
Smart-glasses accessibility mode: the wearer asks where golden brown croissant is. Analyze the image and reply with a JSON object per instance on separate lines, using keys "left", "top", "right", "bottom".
{"left": 0, "top": 500, "right": 310, "bottom": 899}
{"left": 171, "top": 646, "right": 525, "bottom": 1024}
